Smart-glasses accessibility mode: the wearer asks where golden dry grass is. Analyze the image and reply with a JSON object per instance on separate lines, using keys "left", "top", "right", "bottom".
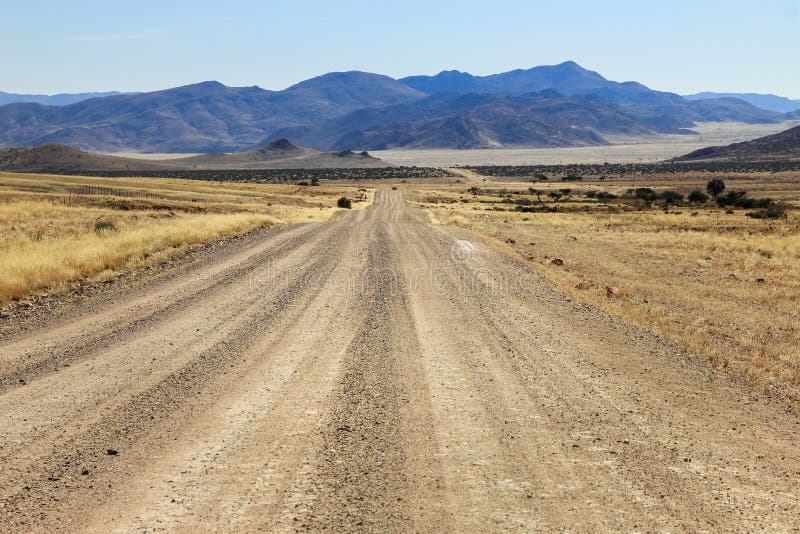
{"left": 415, "top": 179, "right": 800, "bottom": 404}
{"left": 0, "top": 172, "right": 369, "bottom": 305}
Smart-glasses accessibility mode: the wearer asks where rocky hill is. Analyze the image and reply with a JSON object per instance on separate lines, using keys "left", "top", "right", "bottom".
{"left": 0, "top": 144, "right": 163, "bottom": 173}
{"left": 676, "top": 125, "right": 800, "bottom": 161}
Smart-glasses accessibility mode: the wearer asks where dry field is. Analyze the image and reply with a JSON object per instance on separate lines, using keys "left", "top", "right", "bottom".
{"left": 411, "top": 174, "right": 800, "bottom": 405}
{"left": 0, "top": 172, "right": 368, "bottom": 306}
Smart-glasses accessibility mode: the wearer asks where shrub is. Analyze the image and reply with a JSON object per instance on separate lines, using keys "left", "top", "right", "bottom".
{"left": 707, "top": 178, "right": 726, "bottom": 199}
{"left": 716, "top": 191, "right": 773, "bottom": 209}
{"left": 688, "top": 190, "right": 709, "bottom": 203}
{"left": 716, "top": 191, "right": 748, "bottom": 207}
{"left": 562, "top": 175, "right": 583, "bottom": 182}
{"left": 337, "top": 196, "right": 352, "bottom": 209}
{"left": 659, "top": 191, "right": 684, "bottom": 204}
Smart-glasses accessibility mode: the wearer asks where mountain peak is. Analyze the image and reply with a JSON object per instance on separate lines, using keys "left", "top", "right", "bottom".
{"left": 186, "top": 80, "right": 226, "bottom": 89}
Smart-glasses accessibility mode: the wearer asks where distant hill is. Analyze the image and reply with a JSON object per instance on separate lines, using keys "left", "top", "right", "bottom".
{"left": 0, "top": 90, "right": 132, "bottom": 107}
{"left": 0, "top": 144, "right": 164, "bottom": 173}
{"left": 0, "top": 141, "right": 389, "bottom": 173}
{"left": 684, "top": 92, "right": 800, "bottom": 113}
{"left": 676, "top": 125, "right": 800, "bottom": 161}
{"left": 165, "top": 139, "right": 388, "bottom": 169}
{"left": 0, "top": 62, "right": 793, "bottom": 153}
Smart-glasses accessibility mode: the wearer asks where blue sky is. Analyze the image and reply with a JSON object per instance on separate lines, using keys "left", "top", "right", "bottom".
{"left": 1, "top": 0, "right": 798, "bottom": 97}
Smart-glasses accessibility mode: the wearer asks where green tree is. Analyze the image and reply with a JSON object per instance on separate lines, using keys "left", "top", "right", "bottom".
{"left": 706, "top": 178, "right": 726, "bottom": 200}
{"left": 633, "top": 187, "right": 658, "bottom": 208}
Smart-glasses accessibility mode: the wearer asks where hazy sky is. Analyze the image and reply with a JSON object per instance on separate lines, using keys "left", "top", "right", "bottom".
{"left": 1, "top": 0, "right": 798, "bottom": 97}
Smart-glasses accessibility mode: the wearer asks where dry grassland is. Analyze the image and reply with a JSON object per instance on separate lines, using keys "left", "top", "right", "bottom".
{"left": 0, "top": 172, "right": 368, "bottom": 305}
{"left": 412, "top": 176, "right": 800, "bottom": 405}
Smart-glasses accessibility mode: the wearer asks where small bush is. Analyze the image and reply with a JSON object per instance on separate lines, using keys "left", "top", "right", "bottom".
{"left": 630, "top": 187, "right": 657, "bottom": 207}
{"left": 688, "top": 190, "right": 708, "bottom": 203}
{"left": 337, "top": 197, "right": 352, "bottom": 209}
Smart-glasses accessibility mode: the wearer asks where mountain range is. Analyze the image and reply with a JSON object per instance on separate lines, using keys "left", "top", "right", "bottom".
{"left": 0, "top": 62, "right": 795, "bottom": 153}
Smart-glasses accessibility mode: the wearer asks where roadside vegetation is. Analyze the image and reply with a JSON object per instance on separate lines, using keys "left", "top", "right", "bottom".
{"left": 59, "top": 166, "right": 449, "bottom": 182}
{"left": 414, "top": 175, "right": 800, "bottom": 405}
{"left": 0, "top": 172, "right": 369, "bottom": 306}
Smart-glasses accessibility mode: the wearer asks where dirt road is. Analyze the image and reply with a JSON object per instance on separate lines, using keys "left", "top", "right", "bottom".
{"left": 1, "top": 190, "right": 798, "bottom": 532}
